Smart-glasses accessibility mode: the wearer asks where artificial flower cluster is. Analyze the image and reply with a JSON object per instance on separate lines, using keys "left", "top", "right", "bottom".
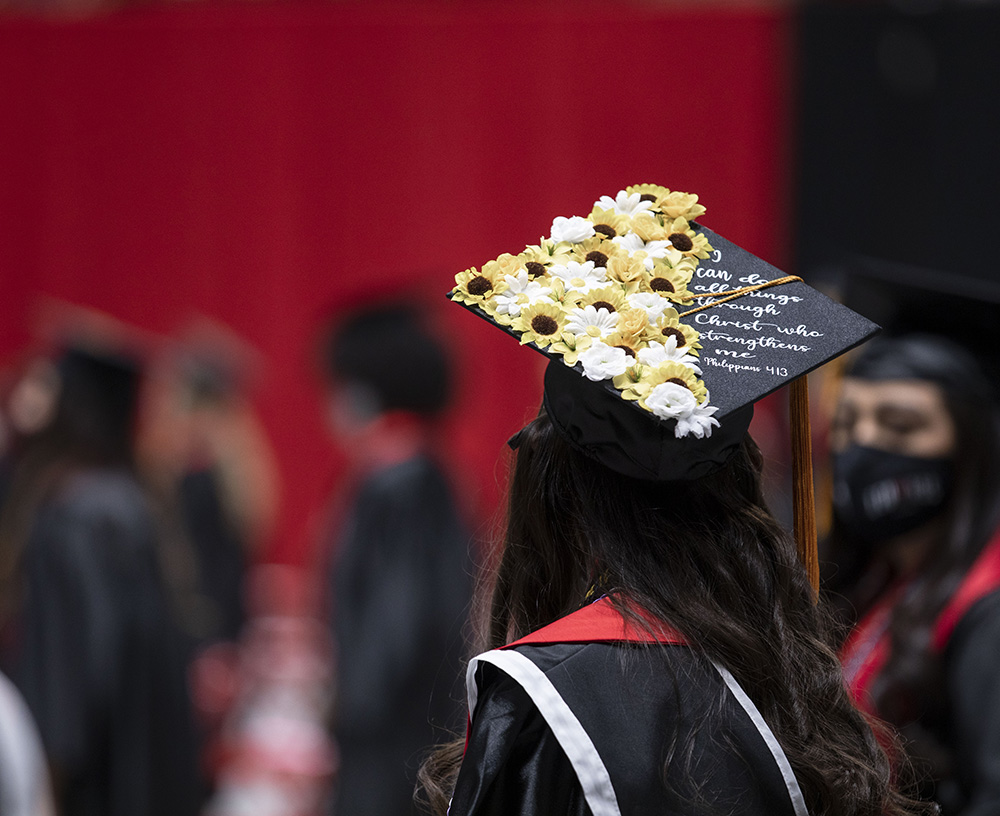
{"left": 451, "top": 184, "right": 720, "bottom": 439}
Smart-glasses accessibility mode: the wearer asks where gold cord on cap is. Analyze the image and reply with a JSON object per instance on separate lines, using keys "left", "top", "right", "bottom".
{"left": 679, "top": 273, "right": 820, "bottom": 597}
{"left": 678, "top": 275, "right": 803, "bottom": 318}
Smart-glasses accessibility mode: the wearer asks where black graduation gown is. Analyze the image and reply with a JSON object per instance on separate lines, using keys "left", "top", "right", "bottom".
{"left": 2, "top": 468, "right": 202, "bottom": 816}
{"left": 450, "top": 598, "right": 803, "bottom": 816}
{"left": 330, "top": 455, "right": 473, "bottom": 816}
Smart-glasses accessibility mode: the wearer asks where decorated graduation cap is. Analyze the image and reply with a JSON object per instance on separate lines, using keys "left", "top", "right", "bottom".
{"left": 449, "top": 184, "right": 878, "bottom": 590}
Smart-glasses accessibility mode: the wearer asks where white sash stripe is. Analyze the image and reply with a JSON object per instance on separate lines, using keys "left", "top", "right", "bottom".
{"left": 465, "top": 649, "right": 807, "bottom": 816}
{"left": 467, "top": 650, "right": 623, "bottom": 816}
{"left": 711, "top": 661, "right": 809, "bottom": 816}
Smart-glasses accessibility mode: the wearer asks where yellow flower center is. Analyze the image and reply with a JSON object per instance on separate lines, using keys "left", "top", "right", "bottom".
{"left": 591, "top": 301, "right": 615, "bottom": 313}
{"left": 593, "top": 224, "right": 617, "bottom": 239}
{"left": 665, "top": 377, "right": 690, "bottom": 389}
{"left": 639, "top": 194, "right": 657, "bottom": 203}
{"left": 525, "top": 261, "right": 546, "bottom": 278}
{"left": 669, "top": 232, "right": 694, "bottom": 252}
{"left": 613, "top": 344, "right": 636, "bottom": 357}
{"left": 531, "top": 315, "right": 559, "bottom": 336}
{"left": 650, "top": 278, "right": 675, "bottom": 293}
{"left": 586, "top": 251, "right": 609, "bottom": 268}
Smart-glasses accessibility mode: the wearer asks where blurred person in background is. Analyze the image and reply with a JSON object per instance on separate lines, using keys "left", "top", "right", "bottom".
{"left": 826, "top": 334, "right": 1000, "bottom": 816}
{"left": 0, "top": 668, "right": 54, "bottom": 816}
{"left": 321, "top": 302, "right": 473, "bottom": 816}
{"left": 138, "top": 320, "right": 281, "bottom": 651}
{"left": 0, "top": 336, "right": 203, "bottom": 816}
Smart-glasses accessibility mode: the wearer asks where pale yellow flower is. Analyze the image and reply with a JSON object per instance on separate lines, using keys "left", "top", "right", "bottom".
{"left": 642, "top": 361, "right": 708, "bottom": 404}
{"left": 588, "top": 207, "right": 630, "bottom": 241}
{"left": 522, "top": 239, "right": 574, "bottom": 268}
{"left": 570, "top": 237, "right": 627, "bottom": 271}
{"left": 625, "top": 183, "right": 671, "bottom": 202}
{"left": 612, "top": 362, "right": 656, "bottom": 401}
{"left": 512, "top": 301, "right": 568, "bottom": 348}
{"left": 452, "top": 265, "right": 508, "bottom": 307}
{"left": 577, "top": 286, "right": 627, "bottom": 316}
{"left": 650, "top": 308, "right": 702, "bottom": 355}
{"left": 665, "top": 217, "right": 712, "bottom": 260}
{"left": 628, "top": 215, "right": 669, "bottom": 243}
{"left": 605, "top": 254, "right": 647, "bottom": 293}
{"left": 642, "top": 263, "right": 695, "bottom": 305}
{"left": 549, "top": 332, "right": 594, "bottom": 366}
{"left": 616, "top": 307, "right": 650, "bottom": 344}
{"left": 660, "top": 191, "right": 707, "bottom": 221}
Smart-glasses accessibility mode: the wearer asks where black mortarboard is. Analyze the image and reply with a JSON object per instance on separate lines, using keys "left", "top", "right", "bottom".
{"left": 449, "top": 184, "right": 879, "bottom": 591}
{"left": 450, "top": 186, "right": 877, "bottom": 479}
{"left": 834, "top": 256, "right": 1000, "bottom": 383}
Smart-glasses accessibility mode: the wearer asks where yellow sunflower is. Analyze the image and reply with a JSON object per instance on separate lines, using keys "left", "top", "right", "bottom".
{"left": 660, "top": 191, "right": 707, "bottom": 221}
{"left": 625, "top": 183, "right": 671, "bottom": 204}
{"left": 588, "top": 207, "right": 630, "bottom": 241}
{"left": 649, "top": 308, "right": 702, "bottom": 355}
{"left": 577, "top": 286, "right": 628, "bottom": 315}
{"left": 642, "top": 361, "right": 708, "bottom": 405}
{"left": 513, "top": 301, "right": 568, "bottom": 348}
{"left": 570, "top": 236, "right": 627, "bottom": 270}
{"left": 452, "top": 264, "right": 508, "bottom": 308}
{"left": 642, "top": 263, "right": 694, "bottom": 304}
{"left": 665, "top": 217, "right": 712, "bottom": 260}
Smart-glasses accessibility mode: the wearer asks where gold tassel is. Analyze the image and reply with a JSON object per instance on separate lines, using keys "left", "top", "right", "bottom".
{"left": 790, "top": 375, "right": 819, "bottom": 597}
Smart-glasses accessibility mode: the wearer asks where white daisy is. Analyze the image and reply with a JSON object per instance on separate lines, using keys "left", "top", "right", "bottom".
{"left": 627, "top": 292, "right": 672, "bottom": 323}
{"left": 494, "top": 270, "right": 552, "bottom": 317}
{"left": 565, "top": 305, "right": 619, "bottom": 339}
{"left": 548, "top": 260, "right": 607, "bottom": 294}
{"left": 613, "top": 232, "right": 672, "bottom": 261}
{"left": 674, "top": 400, "right": 720, "bottom": 439}
{"left": 550, "top": 215, "right": 596, "bottom": 244}
{"left": 594, "top": 190, "right": 655, "bottom": 218}
{"left": 637, "top": 339, "right": 702, "bottom": 374}
{"left": 578, "top": 342, "right": 631, "bottom": 382}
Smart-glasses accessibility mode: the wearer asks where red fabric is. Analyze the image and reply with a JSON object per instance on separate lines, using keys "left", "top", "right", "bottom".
{"left": 0, "top": 2, "right": 794, "bottom": 565}
{"left": 840, "top": 583, "right": 903, "bottom": 716}
{"left": 842, "top": 529, "right": 1000, "bottom": 715}
{"left": 932, "top": 530, "right": 1000, "bottom": 652}
{"left": 506, "top": 596, "right": 686, "bottom": 647}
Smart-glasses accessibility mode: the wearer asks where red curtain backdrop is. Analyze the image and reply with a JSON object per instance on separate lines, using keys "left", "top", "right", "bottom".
{"left": 0, "top": 0, "right": 794, "bottom": 564}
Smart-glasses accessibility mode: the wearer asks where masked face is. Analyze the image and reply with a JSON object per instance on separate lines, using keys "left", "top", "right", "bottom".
{"left": 830, "top": 378, "right": 957, "bottom": 545}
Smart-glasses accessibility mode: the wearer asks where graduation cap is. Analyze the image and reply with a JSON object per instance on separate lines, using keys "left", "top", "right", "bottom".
{"left": 834, "top": 255, "right": 1000, "bottom": 383}
{"left": 450, "top": 185, "right": 879, "bottom": 590}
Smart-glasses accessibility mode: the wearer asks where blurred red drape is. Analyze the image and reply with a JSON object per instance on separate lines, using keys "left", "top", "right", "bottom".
{"left": 0, "top": 0, "right": 794, "bottom": 564}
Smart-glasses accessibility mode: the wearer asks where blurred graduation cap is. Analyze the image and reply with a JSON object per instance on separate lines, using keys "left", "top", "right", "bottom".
{"left": 834, "top": 256, "right": 1000, "bottom": 382}
{"left": 449, "top": 184, "right": 880, "bottom": 590}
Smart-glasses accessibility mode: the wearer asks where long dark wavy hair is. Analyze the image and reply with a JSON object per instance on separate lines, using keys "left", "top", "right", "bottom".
{"left": 418, "top": 408, "right": 931, "bottom": 816}
{"left": 825, "top": 335, "right": 1000, "bottom": 787}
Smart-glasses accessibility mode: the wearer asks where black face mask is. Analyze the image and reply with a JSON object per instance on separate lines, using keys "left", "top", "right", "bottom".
{"left": 832, "top": 445, "right": 954, "bottom": 545}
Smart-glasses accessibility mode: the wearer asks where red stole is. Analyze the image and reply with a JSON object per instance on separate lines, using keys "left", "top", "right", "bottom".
{"left": 841, "top": 530, "right": 1000, "bottom": 716}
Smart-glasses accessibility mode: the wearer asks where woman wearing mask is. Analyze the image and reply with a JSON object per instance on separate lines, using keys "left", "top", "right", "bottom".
{"left": 828, "top": 334, "right": 1000, "bottom": 816}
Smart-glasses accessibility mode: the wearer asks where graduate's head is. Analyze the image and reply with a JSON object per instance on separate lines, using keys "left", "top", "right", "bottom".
{"left": 831, "top": 333, "right": 1000, "bottom": 559}
{"left": 322, "top": 302, "right": 452, "bottom": 439}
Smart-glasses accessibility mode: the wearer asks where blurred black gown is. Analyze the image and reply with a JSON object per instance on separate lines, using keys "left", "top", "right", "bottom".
{"left": 1, "top": 468, "right": 202, "bottom": 816}
{"left": 330, "top": 454, "right": 473, "bottom": 816}
{"left": 450, "top": 598, "right": 803, "bottom": 816}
